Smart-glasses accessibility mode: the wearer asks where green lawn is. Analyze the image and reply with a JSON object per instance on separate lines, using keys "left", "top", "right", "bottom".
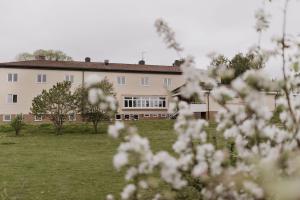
{"left": 0, "top": 120, "right": 218, "bottom": 200}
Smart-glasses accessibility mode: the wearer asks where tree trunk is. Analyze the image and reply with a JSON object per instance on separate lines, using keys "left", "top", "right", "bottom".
{"left": 93, "top": 121, "right": 98, "bottom": 134}
{"left": 54, "top": 117, "right": 63, "bottom": 135}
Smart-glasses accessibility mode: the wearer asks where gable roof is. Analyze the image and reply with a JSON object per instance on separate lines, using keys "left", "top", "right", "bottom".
{"left": 0, "top": 60, "right": 182, "bottom": 74}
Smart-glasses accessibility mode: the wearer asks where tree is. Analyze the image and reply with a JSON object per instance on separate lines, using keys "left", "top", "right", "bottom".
{"left": 16, "top": 49, "right": 72, "bottom": 61}
{"left": 75, "top": 78, "right": 116, "bottom": 134}
{"left": 210, "top": 53, "right": 263, "bottom": 84}
{"left": 10, "top": 114, "right": 25, "bottom": 136}
{"left": 31, "top": 81, "right": 77, "bottom": 134}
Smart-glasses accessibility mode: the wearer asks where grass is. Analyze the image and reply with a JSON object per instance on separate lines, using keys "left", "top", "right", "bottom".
{"left": 0, "top": 120, "right": 221, "bottom": 200}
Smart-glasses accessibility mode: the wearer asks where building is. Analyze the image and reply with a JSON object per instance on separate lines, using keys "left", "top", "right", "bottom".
{"left": 172, "top": 86, "right": 278, "bottom": 120}
{"left": 0, "top": 57, "right": 184, "bottom": 123}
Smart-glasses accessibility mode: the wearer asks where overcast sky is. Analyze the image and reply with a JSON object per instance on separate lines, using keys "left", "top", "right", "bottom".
{"left": 0, "top": 0, "right": 299, "bottom": 77}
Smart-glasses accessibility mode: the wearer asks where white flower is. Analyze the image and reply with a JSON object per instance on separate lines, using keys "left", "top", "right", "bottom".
{"left": 153, "top": 152, "right": 187, "bottom": 189}
{"left": 152, "top": 193, "right": 161, "bottom": 200}
{"left": 121, "top": 184, "right": 136, "bottom": 200}
{"left": 192, "top": 162, "right": 208, "bottom": 177}
{"left": 215, "top": 184, "right": 224, "bottom": 194}
{"left": 86, "top": 74, "right": 103, "bottom": 86}
{"left": 88, "top": 88, "right": 103, "bottom": 104}
{"left": 106, "top": 194, "right": 114, "bottom": 200}
{"left": 108, "top": 121, "right": 124, "bottom": 138}
{"left": 138, "top": 180, "right": 148, "bottom": 189}
{"left": 243, "top": 181, "right": 264, "bottom": 199}
{"left": 113, "top": 152, "right": 128, "bottom": 170}
{"left": 125, "top": 167, "right": 138, "bottom": 180}
{"left": 106, "top": 96, "right": 117, "bottom": 110}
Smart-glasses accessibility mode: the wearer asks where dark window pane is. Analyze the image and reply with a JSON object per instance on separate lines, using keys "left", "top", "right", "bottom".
{"left": 129, "top": 100, "right": 132, "bottom": 107}
{"left": 13, "top": 95, "right": 17, "bottom": 103}
{"left": 37, "top": 75, "right": 41, "bottom": 82}
{"left": 8, "top": 74, "right": 12, "bottom": 82}
{"left": 13, "top": 74, "right": 18, "bottom": 82}
{"left": 42, "top": 74, "right": 47, "bottom": 82}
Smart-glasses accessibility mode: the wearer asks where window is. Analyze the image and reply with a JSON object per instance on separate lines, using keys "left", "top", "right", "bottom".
{"left": 65, "top": 75, "right": 74, "bottom": 83}
{"left": 115, "top": 114, "right": 122, "bottom": 120}
{"left": 3, "top": 115, "right": 11, "bottom": 122}
{"left": 160, "top": 114, "right": 167, "bottom": 118}
{"left": 8, "top": 73, "right": 18, "bottom": 82}
{"left": 117, "top": 76, "right": 126, "bottom": 85}
{"left": 141, "top": 77, "right": 150, "bottom": 86}
{"left": 68, "top": 113, "right": 76, "bottom": 121}
{"left": 124, "top": 96, "right": 167, "bottom": 109}
{"left": 143, "top": 114, "right": 150, "bottom": 118}
{"left": 164, "top": 78, "right": 172, "bottom": 88}
{"left": 7, "top": 94, "right": 17, "bottom": 104}
{"left": 124, "top": 114, "right": 130, "bottom": 120}
{"left": 37, "top": 74, "right": 47, "bottom": 83}
{"left": 34, "top": 115, "right": 43, "bottom": 122}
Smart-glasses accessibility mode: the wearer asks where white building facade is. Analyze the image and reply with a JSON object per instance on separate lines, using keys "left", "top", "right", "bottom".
{"left": 0, "top": 59, "right": 184, "bottom": 123}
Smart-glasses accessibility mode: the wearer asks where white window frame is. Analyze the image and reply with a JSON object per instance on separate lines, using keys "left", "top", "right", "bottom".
{"left": 34, "top": 115, "right": 43, "bottom": 122}
{"left": 163, "top": 78, "right": 172, "bottom": 88}
{"left": 141, "top": 77, "right": 150, "bottom": 86}
{"left": 68, "top": 113, "right": 76, "bottom": 121}
{"left": 123, "top": 96, "right": 167, "bottom": 109}
{"left": 7, "top": 94, "right": 18, "bottom": 104}
{"left": 143, "top": 114, "right": 150, "bottom": 118}
{"left": 65, "top": 75, "right": 74, "bottom": 83}
{"left": 152, "top": 114, "right": 158, "bottom": 118}
{"left": 3, "top": 114, "right": 12, "bottom": 122}
{"left": 37, "top": 74, "right": 47, "bottom": 83}
{"left": 8, "top": 73, "right": 18, "bottom": 82}
{"left": 117, "top": 76, "right": 126, "bottom": 85}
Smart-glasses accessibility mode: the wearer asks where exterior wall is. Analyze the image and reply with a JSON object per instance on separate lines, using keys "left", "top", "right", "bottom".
{"left": 0, "top": 114, "right": 83, "bottom": 124}
{"left": 206, "top": 93, "right": 276, "bottom": 112}
{"left": 83, "top": 71, "right": 183, "bottom": 114}
{"left": 191, "top": 93, "right": 277, "bottom": 120}
{"left": 0, "top": 68, "right": 184, "bottom": 122}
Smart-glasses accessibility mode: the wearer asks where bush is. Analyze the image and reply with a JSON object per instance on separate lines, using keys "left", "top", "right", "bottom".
{"left": 10, "top": 114, "right": 25, "bottom": 136}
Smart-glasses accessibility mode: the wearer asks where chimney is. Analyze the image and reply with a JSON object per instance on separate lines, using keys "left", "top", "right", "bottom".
{"left": 104, "top": 59, "right": 109, "bottom": 65}
{"left": 85, "top": 57, "right": 91, "bottom": 62}
{"left": 35, "top": 55, "right": 46, "bottom": 60}
{"left": 138, "top": 60, "right": 145, "bottom": 65}
{"left": 173, "top": 59, "right": 185, "bottom": 67}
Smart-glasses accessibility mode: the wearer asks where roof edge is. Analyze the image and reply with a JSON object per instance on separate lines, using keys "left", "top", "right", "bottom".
{"left": 0, "top": 64, "right": 183, "bottom": 75}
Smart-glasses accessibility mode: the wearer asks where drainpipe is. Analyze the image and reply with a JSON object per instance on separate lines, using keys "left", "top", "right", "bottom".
{"left": 81, "top": 71, "right": 85, "bottom": 122}
{"left": 274, "top": 90, "right": 279, "bottom": 109}
{"left": 82, "top": 71, "right": 85, "bottom": 86}
{"left": 207, "top": 90, "right": 210, "bottom": 121}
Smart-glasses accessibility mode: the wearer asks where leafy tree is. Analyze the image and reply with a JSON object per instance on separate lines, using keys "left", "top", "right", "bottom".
{"left": 31, "top": 81, "right": 77, "bottom": 134}
{"left": 209, "top": 54, "right": 229, "bottom": 68}
{"left": 16, "top": 49, "right": 72, "bottom": 61}
{"left": 15, "top": 52, "right": 35, "bottom": 61}
{"left": 10, "top": 114, "right": 25, "bottom": 136}
{"left": 210, "top": 53, "right": 263, "bottom": 84}
{"left": 75, "top": 78, "right": 116, "bottom": 134}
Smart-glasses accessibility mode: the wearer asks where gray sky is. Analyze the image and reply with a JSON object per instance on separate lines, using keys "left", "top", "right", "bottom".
{"left": 0, "top": 0, "right": 299, "bottom": 77}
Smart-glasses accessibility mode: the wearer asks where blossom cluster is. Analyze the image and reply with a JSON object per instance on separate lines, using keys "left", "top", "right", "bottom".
{"left": 102, "top": 1, "right": 300, "bottom": 199}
